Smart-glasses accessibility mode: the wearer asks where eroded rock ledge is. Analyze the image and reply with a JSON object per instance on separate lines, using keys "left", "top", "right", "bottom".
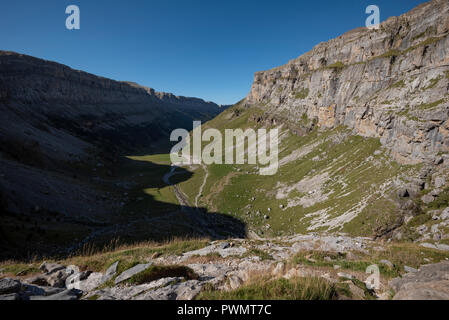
{"left": 245, "top": 0, "right": 449, "bottom": 165}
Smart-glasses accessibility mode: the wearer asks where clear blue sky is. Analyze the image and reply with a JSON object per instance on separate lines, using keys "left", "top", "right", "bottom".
{"left": 1, "top": 0, "right": 427, "bottom": 104}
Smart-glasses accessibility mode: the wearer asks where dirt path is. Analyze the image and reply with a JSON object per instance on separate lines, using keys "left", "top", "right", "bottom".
{"left": 73, "top": 164, "right": 195, "bottom": 251}
{"left": 163, "top": 165, "right": 220, "bottom": 238}
{"left": 195, "top": 164, "right": 208, "bottom": 208}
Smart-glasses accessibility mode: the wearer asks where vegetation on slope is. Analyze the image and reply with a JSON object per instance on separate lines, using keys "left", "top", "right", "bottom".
{"left": 169, "top": 104, "right": 419, "bottom": 238}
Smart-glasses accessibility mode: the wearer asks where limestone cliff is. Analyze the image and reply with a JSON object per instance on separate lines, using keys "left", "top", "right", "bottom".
{"left": 0, "top": 50, "right": 224, "bottom": 163}
{"left": 245, "top": 0, "right": 449, "bottom": 164}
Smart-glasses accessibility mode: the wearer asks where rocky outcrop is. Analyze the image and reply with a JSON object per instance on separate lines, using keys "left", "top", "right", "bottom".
{"left": 390, "top": 261, "right": 449, "bottom": 300}
{"left": 245, "top": 0, "right": 449, "bottom": 164}
{"left": 2, "top": 235, "right": 448, "bottom": 300}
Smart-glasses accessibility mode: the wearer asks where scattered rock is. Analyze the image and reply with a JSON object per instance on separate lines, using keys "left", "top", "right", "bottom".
{"left": 21, "top": 283, "right": 64, "bottom": 297}
{"left": 66, "top": 271, "right": 92, "bottom": 289}
{"left": 283, "top": 268, "right": 304, "bottom": 279}
{"left": 88, "top": 277, "right": 183, "bottom": 300}
{"left": 101, "top": 261, "right": 119, "bottom": 283}
{"left": 66, "top": 265, "right": 80, "bottom": 275}
{"left": 404, "top": 266, "right": 418, "bottom": 273}
{"left": 77, "top": 272, "right": 104, "bottom": 291}
{"left": 436, "top": 244, "right": 449, "bottom": 251}
{"left": 379, "top": 259, "right": 394, "bottom": 268}
{"left": 417, "top": 225, "right": 428, "bottom": 234}
{"left": 46, "top": 269, "right": 70, "bottom": 288}
{"left": 441, "top": 208, "right": 449, "bottom": 220}
{"left": 337, "top": 272, "right": 353, "bottom": 280}
{"left": 39, "top": 262, "right": 65, "bottom": 274}
{"left": 226, "top": 275, "right": 243, "bottom": 290}
{"left": 135, "top": 280, "right": 203, "bottom": 300}
{"left": 421, "top": 194, "right": 434, "bottom": 204}
{"left": 0, "top": 278, "right": 21, "bottom": 294}
{"left": 393, "top": 281, "right": 449, "bottom": 300}
{"left": 219, "top": 242, "right": 231, "bottom": 250}
{"left": 345, "top": 251, "right": 359, "bottom": 261}
{"left": 272, "top": 262, "right": 285, "bottom": 277}
{"left": 434, "top": 176, "right": 446, "bottom": 188}
{"left": 26, "top": 275, "right": 49, "bottom": 287}
{"left": 348, "top": 283, "right": 365, "bottom": 300}
{"left": 421, "top": 243, "right": 437, "bottom": 249}
{"left": 183, "top": 244, "right": 247, "bottom": 258}
{"left": 29, "top": 289, "right": 83, "bottom": 300}
{"left": 114, "top": 263, "right": 153, "bottom": 284}
{"left": 0, "top": 293, "right": 19, "bottom": 300}
{"left": 431, "top": 224, "right": 439, "bottom": 234}
{"left": 188, "top": 264, "right": 233, "bottom": 279}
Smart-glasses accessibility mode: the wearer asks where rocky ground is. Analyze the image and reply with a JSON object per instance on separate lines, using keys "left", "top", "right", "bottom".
{"left": 1, "top": 235, "right": 448, "bottom": 300}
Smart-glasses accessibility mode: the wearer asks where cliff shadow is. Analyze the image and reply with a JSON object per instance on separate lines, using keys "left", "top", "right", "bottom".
{"left": 0, "top": 153, "right": 247, "bottom": 261}
{"left": 104, "top": 154, "right": 247, "bottom": 244}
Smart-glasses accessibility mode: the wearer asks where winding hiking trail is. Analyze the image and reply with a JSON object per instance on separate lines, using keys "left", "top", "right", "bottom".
{"left": 73, "top": 161, "right": 235, "bottom": 252}
{"left": 72, "top": 163, "right": 203, "bottom": 252}
{"left": 163, "top": 164, "right": 221, "bottom": 238}
{"left": 195, "top": 164, "right": 209, "bottom": 208}
{"left": 162, "top": 165, "right": 195, "bottom": 210}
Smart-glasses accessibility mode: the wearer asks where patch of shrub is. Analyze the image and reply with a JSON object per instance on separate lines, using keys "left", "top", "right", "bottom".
{"left": 293, "top": 88, "right": 309, "bottom": 100}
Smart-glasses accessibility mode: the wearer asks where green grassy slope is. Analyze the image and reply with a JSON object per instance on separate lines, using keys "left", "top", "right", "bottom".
{"left": 141, "top": 103, "right": 421, "bottom": 238}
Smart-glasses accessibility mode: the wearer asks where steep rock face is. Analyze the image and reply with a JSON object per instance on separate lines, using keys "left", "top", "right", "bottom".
{"left": 0, "top": 52, "right": 228, "bottom": 257}
{"left": 0, "top": 51, "right": 224, "bottom": 163}
{"left": 246, "top": 0, "right": 449, "bottom": 164}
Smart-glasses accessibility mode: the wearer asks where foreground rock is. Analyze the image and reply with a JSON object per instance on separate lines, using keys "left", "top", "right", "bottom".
{"left": 29, "top": 289, "right": 83, "bottom": 301}
{"left": 390, "top": 261, "right": 449, "bottom": 300}
{"left": 0, "top": 278, "right": 21, "bottom": 295}
{"left": 1, "top": 233, "right": 448, "bottom": 300}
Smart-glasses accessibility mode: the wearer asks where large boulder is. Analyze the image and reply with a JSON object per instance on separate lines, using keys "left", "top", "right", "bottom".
{"left": 0, "top": 278, "right": 21, "bottom": 294}
{"left": 77, "top": 272, "right": 104, "bottom": 292}
{"left": 0, "top": 293, "right": 19, "bottom": 300}
{"left": 39, "top": 262, "right": 65, "bottom": 274}
{"left": 390, "top": 261, "right": 449, "bottom": 300}
{"left": 135, "top": 280, "right": 203, "bottom": 300}
{"left": 101, "top": 261, "right": 119, "bottom": 283}
{"left": 393, "top": 281, "right": 449, "bottom": 300}
{"left": 21, "top": 283, "right": 64, "bottom": 297}
{"left": 45, "top": 269, "right": 70, "bottom": 288}
{"left": 29, "top": 288, "right": 83, "bottom": 300}
{"left": 86, "top": 277, "right": 183, "bottom": 300}
{"left": 66, "top": 271, "right": 92, "bottom": 289}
